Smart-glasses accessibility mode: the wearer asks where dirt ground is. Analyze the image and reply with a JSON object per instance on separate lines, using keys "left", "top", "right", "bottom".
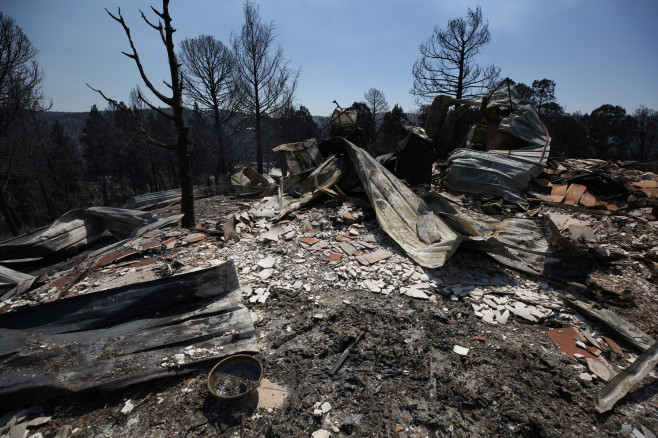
{"left": 1, "top": 189, "right": 657, "bottom": 438}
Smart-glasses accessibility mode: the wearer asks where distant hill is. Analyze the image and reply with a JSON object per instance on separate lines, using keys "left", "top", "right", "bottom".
{"left": 41, "top": 111, "right": 331, "bottom": 144}
{"left": 312, "top": 115, "right": 331, "bottom": 137}
{"left": 41, "top": 111, "right": 89, "bottom": 142}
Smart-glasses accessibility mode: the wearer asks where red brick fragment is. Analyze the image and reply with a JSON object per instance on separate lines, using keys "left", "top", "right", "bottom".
{"left": 566, "top": 184, "right": 587, "bottom": 205}
{"left": 356, "top": 249, "right": 392, "bottom": 266}
{"left": 142, "top": 230, "right": 162, "bottom": 238}
{"left": 579, "top": 191, "right": 599, "bottom": 207}
{"left": 138, "top": 240, "right": 162, "bottom": 251}
{"left": 162, "top": 237, "right": 178, "bottom": 249}
{"left": 602, "top": 336, "right": 623, "bottom": 354}
{"left": 322, "top": 252, "right": 342, "bottom": 262}
{"left": 297, "top": 237, "right": 319, "bottom": 245}
{"left": 185, "top": 233, "right": 206, "bottom": 244}
{"left": 546, "top": 327, "right": 598, "bottom": 361}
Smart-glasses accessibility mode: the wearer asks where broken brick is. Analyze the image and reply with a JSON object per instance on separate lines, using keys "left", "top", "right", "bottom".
{"left": 162, "top": 237, "right": 178, "bottom": 249}
{"left": 297, "top": 237, "right": 319, "bottom": 245}
{"left": 142, "top": 230, "right": 162, "bottom": 238}
{"left": 579, "top": 191, "right": 599, "bottom": 207}
{"left": 356, "top": 249, "right": 393, "bottom": 266}
{"left": 322, "top": 252, "right": 342, "bottom": 262}
{"left": 138, "top": 240, "right": 162, "bottom": 251}
{"left": 338, "top": 241, "right": 358, "bottom": 256}
{"left": 92, "top": 247, "right": 138, "bottom": 268}
{"left": 551, "top": 184, "right": 568, "bottom": 197}
{"left": 602, "top": 336, "right": 623, "bottom": 354}
{"left": 565, "top": 184, "right": 587, "bottom": 205}
{"left": 546, "top": 327, "right": 598, "bottom": 361}
{"left": 185, "top": 233, "right": 206, "bottom": 244}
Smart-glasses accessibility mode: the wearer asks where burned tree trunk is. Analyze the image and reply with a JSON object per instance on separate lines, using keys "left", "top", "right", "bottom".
{"left": 0, "top": 186, "right": 19, "bottom": 236}
{"left": 89, "top": 0, "right": 195, "bottom": 227}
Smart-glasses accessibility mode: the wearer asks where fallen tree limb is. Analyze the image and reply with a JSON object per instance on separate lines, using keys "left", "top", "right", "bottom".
{"left": 330, "top": 330, "right": 365, "bottom": 375}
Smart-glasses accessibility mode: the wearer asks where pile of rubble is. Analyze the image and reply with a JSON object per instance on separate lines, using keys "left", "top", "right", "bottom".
{"left": 0, "top": 83, "right": 657, "bottom": 437}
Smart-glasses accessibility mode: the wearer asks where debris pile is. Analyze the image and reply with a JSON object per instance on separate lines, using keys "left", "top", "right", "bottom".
{"left": 0, "top": 83, "right": 657, "bottom": 436}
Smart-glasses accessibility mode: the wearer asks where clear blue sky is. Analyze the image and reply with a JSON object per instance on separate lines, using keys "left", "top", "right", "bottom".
{"left": 2, "top": 0, "right": 657, "bottom": 117}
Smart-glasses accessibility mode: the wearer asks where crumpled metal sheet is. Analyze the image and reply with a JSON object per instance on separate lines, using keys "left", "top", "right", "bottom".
{"left": 0, "top": 207, "right": 161, "bottom": 261}
{"left": 445, "top": 82, "right": 551, "bottom": 203}
{"left": 274, "top": 137, "right": 593, "bottom": 282}
{"left": 123, "top": 186, "right": 211, "bottom": 210}
{"left": 0, "top": 265, "right": 36, "bottom": 300}
{"left": 0, "top": 261, "right": 258, "bottom": 408}
{"left": 277, "top": 154, "right": 347, "bottom": 219}
{"left": 444, "top": 145, "right": 550, "bottom": 204}
{"left": 231, "top": 167, "right": 276, "bottom": 197}
{"left": 343, "top": 140, "right": 463, "bottom": 268}
{"left": 273, "top": 138, "right": 324, "bottom": 174}
{"left": 485, "top": 84, "right": 551, "bottom": 149}
{"left": 421, "top": 191, "right": 594, "bottom": 282}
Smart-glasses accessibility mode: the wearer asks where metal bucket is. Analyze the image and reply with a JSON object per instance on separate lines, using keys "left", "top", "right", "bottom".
{"left": 207, "top": 354, "right": 263, "bottom": 402}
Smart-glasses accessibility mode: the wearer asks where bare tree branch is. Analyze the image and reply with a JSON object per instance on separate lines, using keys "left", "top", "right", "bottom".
{"left": 105, "top": 7, "right": 173, "bottom": 106}
{"left": 411, "top": 6, "right": 500, "bottom": 102}
{"left": 86, "top": 83, "right": 176, "bottom": 150}
{"left": 231, "top": 0, "right": 301, "bottom": 173}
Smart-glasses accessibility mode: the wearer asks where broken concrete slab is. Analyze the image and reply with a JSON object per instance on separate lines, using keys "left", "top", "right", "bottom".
{"left": 262, "top": 226, "right": 285, "bottom": 242}
{"left": 400, "top": 287, "right": 430, "bottom": 300}
{"left": 257, "top": 256, "right": 276, "bottom": 270}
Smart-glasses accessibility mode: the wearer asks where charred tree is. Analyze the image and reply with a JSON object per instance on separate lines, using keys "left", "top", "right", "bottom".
{"left": 363, "top": 88, "right": 389, "bottom": 132}
{"left": 411, "top": 6, "right": 499, "bottom": 102}
{"left": 0, "top": 12, "right": 51, "bottom": 235}
{"left": 88, "top": 0, "right": 195, "bottom": 227}
{"left": 232, "top": 1, "right": 300, "bottom": 174}
{"left": 180, "top": 35, "right": 236, "bottom": 175}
